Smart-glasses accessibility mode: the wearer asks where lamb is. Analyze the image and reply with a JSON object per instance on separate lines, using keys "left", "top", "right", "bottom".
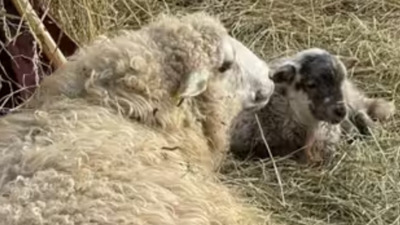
{"left": 230, "top": 48, "right": 395, "bottom": 165}
{"left": 0, "top": 13, "right": 278, "bottom": 225}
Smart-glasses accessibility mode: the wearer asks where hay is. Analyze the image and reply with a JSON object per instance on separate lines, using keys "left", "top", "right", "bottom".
{"left": 32, "top": 0, "right": 400, "bottom": 224}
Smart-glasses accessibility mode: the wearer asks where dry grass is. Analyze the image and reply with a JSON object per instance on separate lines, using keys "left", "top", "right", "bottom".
{"left": 36, "top": 0, "right": 400, "bottom": 224}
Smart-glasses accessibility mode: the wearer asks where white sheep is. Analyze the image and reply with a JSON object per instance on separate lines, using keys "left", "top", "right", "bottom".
{"left": 230, "top": 48, "right": 395, "bottom": 165}
{"left": 0, "top": 13, "right": 278, "bottom": 225}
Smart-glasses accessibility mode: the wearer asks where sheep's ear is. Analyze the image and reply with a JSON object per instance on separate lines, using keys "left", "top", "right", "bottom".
{"left": 178, "top": 69, "right": 211, "bottom": 98}
{"left": 221, "top": 36, "right": 235, "bottom": 67}
{"left": 271, "top": 64, "right": 296, "bottom": 84}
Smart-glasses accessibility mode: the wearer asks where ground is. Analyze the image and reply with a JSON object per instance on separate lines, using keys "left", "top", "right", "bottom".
{"left": 24, "top": 0, "right": 400, "bottom": 224}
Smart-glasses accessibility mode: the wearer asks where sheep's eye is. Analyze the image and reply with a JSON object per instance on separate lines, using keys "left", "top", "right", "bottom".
{"left": 218, "top": 60, "right": 233, "bottom": 73}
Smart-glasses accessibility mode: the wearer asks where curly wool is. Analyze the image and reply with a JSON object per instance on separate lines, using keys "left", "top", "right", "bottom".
{"left": 26, "top": 13, "right": 234, "bottom": 169}
{"left": 0, "top": 13, "right": 278, "bottom": 225}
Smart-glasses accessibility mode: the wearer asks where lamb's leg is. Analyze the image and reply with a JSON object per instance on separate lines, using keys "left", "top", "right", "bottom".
{"left": 304, "top": 133, "right": 315, "bottom": 164}
{"left": 304, "top": 128, "right": 335, "bottom": 167}
{"left": 304, "top": 131, "right": 324, "bottom": 166}
{"left": 342, "top": 79, "right": 395, "bottom": 136}
{"left": 365, "top": 98, "right": 395, "bottom": 121}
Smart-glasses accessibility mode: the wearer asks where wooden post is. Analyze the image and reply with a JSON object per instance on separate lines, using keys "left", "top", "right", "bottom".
{"left": 11, "top": 0, "right": 67, "bottom": 68}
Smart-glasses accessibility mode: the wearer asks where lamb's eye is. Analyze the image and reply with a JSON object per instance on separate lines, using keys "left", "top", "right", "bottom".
{"left": 218, "top": 60, "right": 233, "bottom": 73}
{"left": 306, "top": 82, "right": 317, "bottom": 89}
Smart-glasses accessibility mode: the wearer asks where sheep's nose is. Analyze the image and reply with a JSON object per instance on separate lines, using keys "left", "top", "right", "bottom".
{"left": 254, "top": 88, "right": 271, "bottom": 103}
{"left": 332, "top": 104, "right": 347, "bottom": 119}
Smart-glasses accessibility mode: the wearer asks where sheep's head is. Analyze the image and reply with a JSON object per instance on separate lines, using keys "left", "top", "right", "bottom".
{"left": 222, "top": 36, "right": 274, "bottom": 110}
{"left": 271, "top": 48, "right": 353, "bottom": 124}
{"left": 170, "top": 13, "right": 274, "bottom": 112}
{"left": 45, "top": 13, "right": 274, "bottom": 133}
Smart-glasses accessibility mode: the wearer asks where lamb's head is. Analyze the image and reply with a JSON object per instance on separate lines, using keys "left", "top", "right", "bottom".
{"left": 271, "top": 48, "right": 348, "bottom": 124}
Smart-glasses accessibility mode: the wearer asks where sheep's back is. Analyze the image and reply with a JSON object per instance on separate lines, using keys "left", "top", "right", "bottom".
{"left": 0, "top": 99, "right": 262, "bottom": 225}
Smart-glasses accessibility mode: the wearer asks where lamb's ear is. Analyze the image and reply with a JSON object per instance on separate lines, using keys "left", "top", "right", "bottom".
{"left": 271, "top": 63, "right": 296, "bottom": 84}
{"left": 178, "top": 69, "right": 211, "bottom": 98}
{"left": 335, "top": 55, "right": 359, "bottom": 70}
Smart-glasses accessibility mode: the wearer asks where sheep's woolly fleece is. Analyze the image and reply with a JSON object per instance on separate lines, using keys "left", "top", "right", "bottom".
{"left": 0, "top": 13, "right": 277, "bottom": 225}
